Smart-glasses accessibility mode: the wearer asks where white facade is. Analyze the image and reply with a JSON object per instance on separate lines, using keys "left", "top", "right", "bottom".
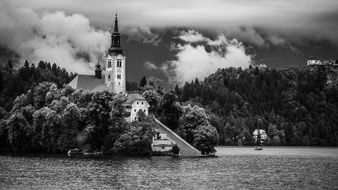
{"left": 307, "top": 59, "right": 322, "bottom": 66}
{"left": 253, "top": 129, "right": 268, "bottom": 140}
{"left": 105, "top": 54, "right": 126, "bottom": 94}
{"left": 128, "top": 99, "right": 150, "bottom": 122}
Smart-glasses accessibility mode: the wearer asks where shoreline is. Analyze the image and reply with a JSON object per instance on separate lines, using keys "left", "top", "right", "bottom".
{"left": 1, "top": 146, "right": 338, "bottom": 158}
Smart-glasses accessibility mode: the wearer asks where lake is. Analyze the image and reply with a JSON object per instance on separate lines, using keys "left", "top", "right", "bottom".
{"left": 0, "top": 147, "right": 337, "bottom": 189}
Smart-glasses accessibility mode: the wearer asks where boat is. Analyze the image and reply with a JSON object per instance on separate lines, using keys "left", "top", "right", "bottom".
{"left": 67, "top": 148, "right": 83, "bottom": 157}
{"left": 83, "top": 152, "right": 104, "bottom": 157}
{"left": 255, "top": 146, "right": 263, "bottom": 151}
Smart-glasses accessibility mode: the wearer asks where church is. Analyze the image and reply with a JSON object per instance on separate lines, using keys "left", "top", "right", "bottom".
{"left": 68, "top": 14, "right": 149, "bottom": 122}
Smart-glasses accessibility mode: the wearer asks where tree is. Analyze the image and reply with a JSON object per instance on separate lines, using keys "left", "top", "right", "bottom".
{"left": 139, "top": 76, "right": 147, "bottom": 87}
{"left": 142, "top": 89, "right": 160, "bottom": 113}
{"left": 59, "top": 103, "right": 82, "bottom": 149}
{"left": 106, "top": 97, "right": 129, "bottom": 152}
{"left": 193, "top": 125, "right": 218, "bottom": 154}
{"left": 174, "top": 84, "right": 180, "bottom": 96}
{"left": 146, "top": 77, "right": 165, "bottom": 95}
{"left": 33, "top": 107, "right": 62, "bottom": 153}
{"left": 33, "top": 82, "right": 55, "bottom": 109}
{"left": 7, "top": 60, "right": 13, "bottom": 70}
{"left": 158, "top": 91, "right": 182, "bottom": 131}
{"left": 7, "top": 112, "right": 33, "bottom": 153}
{"left": 84, "top": 91, "right": 114, "bottom": 151}
{"left": 113, "top": 115, "right": 155, "bottom": 156}
{"left": 177, "top": 105, "right": 210, "bottom": 144}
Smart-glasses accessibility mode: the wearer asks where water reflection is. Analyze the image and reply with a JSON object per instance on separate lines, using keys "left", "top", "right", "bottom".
{"left": 0, "top": 147, "right": 337, "bottom": 189}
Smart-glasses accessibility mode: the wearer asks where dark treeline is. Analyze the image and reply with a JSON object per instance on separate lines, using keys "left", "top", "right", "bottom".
{"left": 174, "top": 66, "right": 338, "bottom": 146}
{"left": 0, "top": 60, "right": 75, "bottom": 111}
{"left": 0, "top": 64, "right": 217, "bottom": 155}
{"left": 2, "top": 59, "right": 337, "bottom": 156}
{"left": 0, "top": 81, "right": 159, "bottom": 155}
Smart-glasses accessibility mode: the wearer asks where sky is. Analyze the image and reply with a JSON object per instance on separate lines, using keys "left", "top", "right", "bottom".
{"left": 0, "top": 0, "right": 338, "bottom": 84}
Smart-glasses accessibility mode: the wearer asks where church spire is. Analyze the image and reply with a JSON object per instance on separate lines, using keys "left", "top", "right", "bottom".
{"left": 109, "top": 13, "right": 123, "bottom": 55}
{"left": 114, "top": 14, "right": 119, "bottom": 33}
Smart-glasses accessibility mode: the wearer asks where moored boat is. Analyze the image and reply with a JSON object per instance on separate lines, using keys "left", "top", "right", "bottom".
{"left": 67, "top": 148, "right": 83, "bottom": 157}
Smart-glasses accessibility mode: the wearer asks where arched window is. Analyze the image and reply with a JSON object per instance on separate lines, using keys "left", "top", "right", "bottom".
{"left": 108, "top": 59, "right": 111, "bottom": 68}
{"left": 117, "top": 59, "right": 122, "bottom": 67}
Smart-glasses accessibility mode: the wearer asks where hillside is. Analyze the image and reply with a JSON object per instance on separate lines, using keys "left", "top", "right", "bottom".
{"left": 176, "top": 65, "right": 338, "bottom": 146}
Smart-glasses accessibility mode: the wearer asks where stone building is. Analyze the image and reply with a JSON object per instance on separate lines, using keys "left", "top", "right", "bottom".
{"left": 68, "top": 14, "right": 202, "bottom": 156}
{"left": 68, "top": 14, "right": 149, "bottom": 121}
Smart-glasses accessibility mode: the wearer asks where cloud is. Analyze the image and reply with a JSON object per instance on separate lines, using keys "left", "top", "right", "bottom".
{"left": 124, "top": 26, "right": 161, "bottom": 46}
{"left": 225, "top": 27, "right": 266, "bottom": 47}
{"left": 0, "top": 1, "right": 110, "bottom": 74}
{"left": 179, "top": 30, "right": 206, "bottom": 43}
{"left": 166, "top": 30, "right": 252, "bottom": 85}
{"left": 9, "top": 0, "right": 338, "bottom": 45}
{"left": 144, "top": 60, "right": 158, "bottom": 70}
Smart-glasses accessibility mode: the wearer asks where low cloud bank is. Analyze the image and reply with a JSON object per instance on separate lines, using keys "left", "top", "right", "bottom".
{"left": 144, "top": 60, "right": 158, "bottom": 70}
{"left": 124, "top": 26, "right": 161, "bottom": 46}
{"left": 165, "top": 30, "right": 252, "bottom": 85}
{"left": 0, "top": 2, "right": 110, "bottom": 74}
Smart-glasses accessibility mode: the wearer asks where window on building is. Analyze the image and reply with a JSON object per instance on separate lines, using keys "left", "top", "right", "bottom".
{"left": 137, "top": 102, "right": 139, "bottom": 105}
{"left": 108, "top": 60, "right": 111, "bottom": 68}
{"left": 141, "top": 102, "right": 144, "bottom": 105}
{"left": 144, "top": 109, "right": 146, "bottom": 112}
{"left": 108, "top": 75, "right": 111, "bottom": 79}
{"left": 117, "top": 74, "right": 121, "bottom": 79}
{"left": 117, "top": 59, "right": 122, "bottom": 67}
{"left": 134, "top": 109, "right": 136, "bottom": 112}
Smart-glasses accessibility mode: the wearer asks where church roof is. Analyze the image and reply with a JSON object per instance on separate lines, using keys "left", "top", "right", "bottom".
{"left": 68, "top": 74, "right": 106, "bottom": 92}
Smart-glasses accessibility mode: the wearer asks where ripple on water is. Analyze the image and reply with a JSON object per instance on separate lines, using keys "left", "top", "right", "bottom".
{"left": 0, "top": 147, "right": 338, "bottom": 189}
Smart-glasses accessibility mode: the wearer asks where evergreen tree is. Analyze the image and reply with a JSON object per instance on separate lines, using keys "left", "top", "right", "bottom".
{"left": 139, "top": 76, "right": 147, "bottom": 87}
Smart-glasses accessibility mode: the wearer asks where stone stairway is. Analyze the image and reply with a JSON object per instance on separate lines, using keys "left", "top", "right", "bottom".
{"left": 153, "top": 116, "right": 201, "bottom": 157}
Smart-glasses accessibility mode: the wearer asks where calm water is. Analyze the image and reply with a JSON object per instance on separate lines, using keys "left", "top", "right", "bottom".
{"left": 0, "top": 147, "right": 337, "bottom": 189}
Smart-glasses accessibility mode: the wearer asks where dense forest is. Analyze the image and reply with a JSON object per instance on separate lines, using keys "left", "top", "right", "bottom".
{"left": 126, "top": 65, "right": 338, "bottom": 146}
{"left": 0, "top": 60, "right": 75, "bottom": 111}
{"left": 1, "top": 60, "right": 337, "bottom": 155}
{"left": 174, "top": 66, "right": 338, "bottom": 146}
{"left": 0, "top": 61, "right": 217, "bottom": 155}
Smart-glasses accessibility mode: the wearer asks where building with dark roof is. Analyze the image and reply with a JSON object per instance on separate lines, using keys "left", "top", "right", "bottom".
{"left": 123, "top": 93, "right": 150, "bottom": 122}
{"left": 68, "top": 14, "right": 149, "bottom": 122}
{"left": 69, "top": 14, "right": 126, "bottom": 94}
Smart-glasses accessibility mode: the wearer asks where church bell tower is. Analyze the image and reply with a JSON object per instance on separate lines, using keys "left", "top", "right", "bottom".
{"left": 105, "top": 14, "right": 126, "bottom": 94}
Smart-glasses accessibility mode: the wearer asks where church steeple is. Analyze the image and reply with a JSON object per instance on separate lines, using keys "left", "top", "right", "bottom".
{"left": 105, "top": 13, "right": 126, "bottom": 94}
{"left": 114, "top": 14, "right": 119, "bottom": 33}
{"left": 109, "top": 14, "right": 123, "bottom": 55}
